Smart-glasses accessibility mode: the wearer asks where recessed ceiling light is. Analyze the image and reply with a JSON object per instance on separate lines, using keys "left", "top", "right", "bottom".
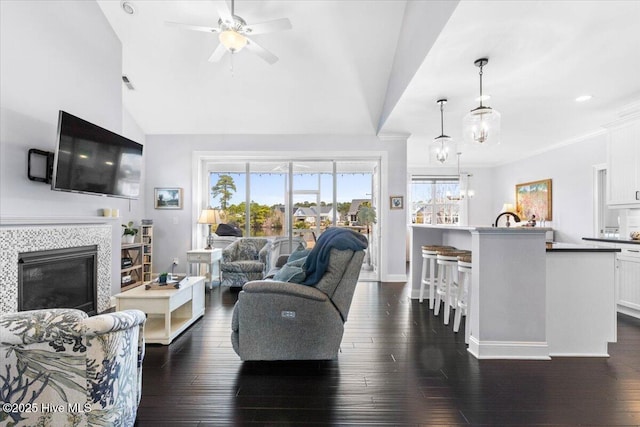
{"left": 575, "top": 95, "right": 593, "bottom": 102}
{"left": 121, "top": 1, "right": 135, "bottom": 15}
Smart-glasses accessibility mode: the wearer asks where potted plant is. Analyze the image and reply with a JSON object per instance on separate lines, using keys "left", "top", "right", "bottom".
{"left": 122, "top": 221, "right": 138, "bottom": 244}
{"left": 158, "top": 272, "right": 169, "bottom": 284}
{"left": 356, "top": 203, "right": 377, "bottom": 270}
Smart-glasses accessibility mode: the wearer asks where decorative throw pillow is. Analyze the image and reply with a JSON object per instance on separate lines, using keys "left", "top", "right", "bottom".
{"left": 273, "top": 260, "right": 306, "bottom": 283}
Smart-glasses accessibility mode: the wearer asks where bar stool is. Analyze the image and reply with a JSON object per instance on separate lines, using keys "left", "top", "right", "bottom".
{"left": 454, "top": 253, "right": 472, "bottom": 344}
{"left": 420, "top": 245, "right": 455, "bottom": 309}
{"left": 434, "top": 249, "right": 470, "bottom": 325}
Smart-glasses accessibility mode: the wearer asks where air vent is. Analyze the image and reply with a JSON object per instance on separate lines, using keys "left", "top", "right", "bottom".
{"left": 122, "top": 75, "right": 135, "bottom": 90}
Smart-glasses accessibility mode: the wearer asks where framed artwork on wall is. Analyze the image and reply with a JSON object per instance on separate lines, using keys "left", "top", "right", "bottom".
{"left": 390, "top": 196, "right": 403, "bottom": 210}
{"left": 154, "top": 188, "right": 183, "bottom": 209}
{"left": 515, "top": 179, "right": 552, "bottom": 221}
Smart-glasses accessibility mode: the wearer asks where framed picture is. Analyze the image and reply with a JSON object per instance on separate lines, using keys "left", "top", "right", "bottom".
{"left": 515, "top": 179, "right": 552, "bottom": 221}
{"left": 390, "top": 196, "right": 403, "bottom": 210}
{"left": 154, "top": 188, "right": 183, "bottom": 209}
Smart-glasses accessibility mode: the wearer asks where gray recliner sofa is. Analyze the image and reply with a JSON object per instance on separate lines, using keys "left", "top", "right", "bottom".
{"left": 231, "top": 247, "right": 365, "bottom": 360}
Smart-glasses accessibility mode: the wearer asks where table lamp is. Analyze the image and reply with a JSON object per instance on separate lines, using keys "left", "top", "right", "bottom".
{"left": 198, "top": 208, "right": 226, "bottom": 249}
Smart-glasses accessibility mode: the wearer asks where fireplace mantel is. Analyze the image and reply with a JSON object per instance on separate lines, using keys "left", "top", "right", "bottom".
{"left": 0, "top": 215, "right": 120, "bottom": 226}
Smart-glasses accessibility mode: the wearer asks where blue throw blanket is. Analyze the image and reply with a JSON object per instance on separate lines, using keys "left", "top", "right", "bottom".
{"left": 303, "top": 228, "right": 368, "bottom": 285}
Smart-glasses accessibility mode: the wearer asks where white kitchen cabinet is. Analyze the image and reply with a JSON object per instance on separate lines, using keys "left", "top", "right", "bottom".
{"left": 607, "top": 117, "right": 640, "bottom": 207}
{"left": 617, "top": 247, "right": 640, "bottom": 318}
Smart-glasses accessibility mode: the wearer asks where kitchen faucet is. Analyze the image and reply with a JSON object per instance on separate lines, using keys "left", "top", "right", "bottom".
{"left": 494, "top": 211, "right": 521, "bottom": 227}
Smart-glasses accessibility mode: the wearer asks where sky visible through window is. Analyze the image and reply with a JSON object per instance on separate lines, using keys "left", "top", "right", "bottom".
{"left": 209, "top": 172, "right": 373, "bottom": 208}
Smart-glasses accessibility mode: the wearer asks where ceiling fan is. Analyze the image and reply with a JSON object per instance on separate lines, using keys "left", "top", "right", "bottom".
{"left": 166, "top": 0, "right": 292, "bottom": 65}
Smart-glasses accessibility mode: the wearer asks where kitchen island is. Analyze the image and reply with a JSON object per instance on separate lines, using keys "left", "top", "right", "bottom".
{"left": 410, "top": 225, "right": 619, "bottom": 360}
{"left": 583, "top": 237, "right": 640, "bottom": 320}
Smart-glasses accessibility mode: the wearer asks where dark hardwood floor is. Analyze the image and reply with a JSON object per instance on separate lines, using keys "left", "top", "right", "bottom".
{"left": 135, "top": 281, "right": 640, "bottom": 426}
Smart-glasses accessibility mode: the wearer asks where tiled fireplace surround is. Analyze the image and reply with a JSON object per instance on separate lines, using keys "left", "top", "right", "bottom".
{"left": 0, "top": 223, "right": 112, "bottom": 315}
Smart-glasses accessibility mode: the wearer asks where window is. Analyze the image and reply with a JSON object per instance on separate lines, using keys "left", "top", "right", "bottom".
{"left": 411, "top": 177, "right": 460, "bottom": 225}
{"left": 208, "top": 160, "right": 376, "bottom": 238}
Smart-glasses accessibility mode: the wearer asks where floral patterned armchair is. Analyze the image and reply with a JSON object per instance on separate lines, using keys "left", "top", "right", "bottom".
{"left": 0, "top": 308, "right": 146, "bottom": 427}
{"left": 221, "top": 238, "right": 270, "bottom": 288}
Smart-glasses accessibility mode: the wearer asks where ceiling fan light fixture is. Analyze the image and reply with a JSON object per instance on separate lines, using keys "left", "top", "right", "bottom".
{"left": 219, "top": 30, "right": 247, "bottom": 52}
{"left": 463, "top": 58, "right": 501, "bottom": 145}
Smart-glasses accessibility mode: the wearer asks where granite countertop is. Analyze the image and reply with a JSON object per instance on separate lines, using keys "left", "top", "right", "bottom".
{"left": 547, "top": 242, "right": 621, "bottom": 252}
{"left": 582, "top": 237, "right": 640, "bottom": 245}
{"left": 411, "top": 224, "right": 552, "bottom": 232}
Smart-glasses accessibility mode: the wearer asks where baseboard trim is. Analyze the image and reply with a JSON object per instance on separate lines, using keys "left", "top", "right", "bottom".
{"left": 382, "top": 273, "right": 407, "bottom": 283}
{"left": 617, "top": 304, "right": 640, "bottom": 320}
{"left": 468, "top": 336, "right": 550, "bottom": 360}
{"left": 549, "top": 352, "right": 610, "bottom": 358}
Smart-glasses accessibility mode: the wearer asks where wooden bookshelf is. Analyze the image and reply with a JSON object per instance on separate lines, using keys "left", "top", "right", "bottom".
{"left": 121, "top": 242, "right": 143, "bottom": 290}
{"left": 141, "top": 225, "right": 153, "bottom": 282}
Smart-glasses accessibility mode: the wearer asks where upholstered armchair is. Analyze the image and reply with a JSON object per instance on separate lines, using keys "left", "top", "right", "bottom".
{"left": 231, "top": 248, "right": 365, "bottom": 360}
{"left": 0, "top": 308, "right": 145, "bottom": 427}
{"left": 221, "top": 238, "right": 270, "bottom": 288}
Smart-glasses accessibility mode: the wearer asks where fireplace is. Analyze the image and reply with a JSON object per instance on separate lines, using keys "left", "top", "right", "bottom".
{"left": 0, "top": 223, "right": 111, "bottom": 315}
{"left": 18, "top": 245, "right": 98, "bottom": 315}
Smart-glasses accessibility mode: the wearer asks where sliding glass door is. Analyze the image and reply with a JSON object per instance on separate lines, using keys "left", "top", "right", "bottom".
{"left": 206, "top": 159, "right": 379, "bottom": 280}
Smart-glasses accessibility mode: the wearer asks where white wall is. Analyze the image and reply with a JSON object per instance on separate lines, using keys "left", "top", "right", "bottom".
{"left": 0, "top": 0, "right": 131, "bottom": 217}
{"left": 492, "top": 133, "right": 607, "bottom": 243}
{"left": 0, "top": 1, "right": 145, "bottom": 296}
{"left": 144, "top": 134, "right": 408, "bottom": 282}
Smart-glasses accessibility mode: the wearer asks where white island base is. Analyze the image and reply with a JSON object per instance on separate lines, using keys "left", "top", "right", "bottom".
{"left": 410, "top": 225, "right": 618, "bottom": 360}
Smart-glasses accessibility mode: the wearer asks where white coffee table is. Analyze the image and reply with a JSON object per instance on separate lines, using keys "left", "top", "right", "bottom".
{"left": 115, "top": 276, "right": 205, "bottom": 345}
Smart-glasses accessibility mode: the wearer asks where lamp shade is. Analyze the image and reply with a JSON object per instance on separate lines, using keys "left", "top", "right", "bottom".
{"left": 219, "top": 30, "right": 247, "bottom": 52}
{"left": 502, "top": 203, "right": 515, "bottom": 213}
{"left": 198, "top": 209, "right": 226, "bottom": 225}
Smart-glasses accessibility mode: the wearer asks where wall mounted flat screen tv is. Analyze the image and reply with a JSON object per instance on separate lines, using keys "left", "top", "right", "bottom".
{"left": 52, "top": 111, "right": 143, "bottom": 199}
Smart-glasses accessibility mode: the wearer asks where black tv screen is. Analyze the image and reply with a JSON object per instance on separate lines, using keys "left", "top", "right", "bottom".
{"left": 52, "top": 111, "right": 143, "bottom": 199}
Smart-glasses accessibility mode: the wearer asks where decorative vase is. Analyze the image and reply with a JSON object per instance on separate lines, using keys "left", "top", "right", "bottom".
{"left": 123, "top": 234, "right": 135, "bottom": 244}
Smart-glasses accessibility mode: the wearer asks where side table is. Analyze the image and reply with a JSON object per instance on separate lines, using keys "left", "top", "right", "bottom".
{"left": 187, "top": 248, "right": 222, "bottom": 290}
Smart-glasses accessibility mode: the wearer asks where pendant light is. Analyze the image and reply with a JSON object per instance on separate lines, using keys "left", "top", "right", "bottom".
{"left": 434, "top": 99, "right": 451, "bottom": 163}
{"left": 463, "top": 58, "right": 501, "bottom": 145}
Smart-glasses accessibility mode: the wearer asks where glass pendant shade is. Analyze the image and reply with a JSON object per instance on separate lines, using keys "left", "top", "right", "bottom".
{"left": 463, "top": 106, "right": 501, "bottom": 145}
{"left": 219, "top": 30, "right": 247, "bottom": 52}
{"left": 434, "top": 136, "right": 451, "bottom": 163}
{"left": 463, "top": 58, "right": 501, "bottom": 145}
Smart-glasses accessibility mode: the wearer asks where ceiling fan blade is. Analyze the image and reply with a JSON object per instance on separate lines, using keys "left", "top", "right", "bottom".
{"left": 166, "top": 21, "right": 219, "bottom": 33}
{"left": 214, "top": 0, "right": 233, "bottom": 25}
{"left": 245, "top": 18, "right": 292, "bottom": 35}
{"left": 244, "top": 37, "right": 278, "bottom": 64}
{"left": 208, "top": 43, "right": 228, "bottom": 62}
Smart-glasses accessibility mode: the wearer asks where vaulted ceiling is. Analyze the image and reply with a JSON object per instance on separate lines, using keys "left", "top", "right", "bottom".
{"left": 98, "top": 0, "right": 640, "bottom": 166}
